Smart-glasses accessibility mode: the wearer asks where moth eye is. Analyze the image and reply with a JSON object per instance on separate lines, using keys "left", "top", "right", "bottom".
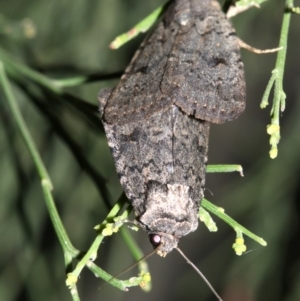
{"left": 149, "top": 234, "right": 161, "bottom": 247}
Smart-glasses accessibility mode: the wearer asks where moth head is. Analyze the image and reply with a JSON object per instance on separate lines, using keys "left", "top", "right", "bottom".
{"left": 149, "top": 233, "right": 179, "bottom": 257}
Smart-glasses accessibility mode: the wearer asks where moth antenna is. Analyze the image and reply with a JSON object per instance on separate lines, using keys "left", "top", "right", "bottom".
{"left": 100, "top": 248, "right": 157, "bottom": 290}
{"left": 176, "top": 247, "right": 223, "bottom": 301}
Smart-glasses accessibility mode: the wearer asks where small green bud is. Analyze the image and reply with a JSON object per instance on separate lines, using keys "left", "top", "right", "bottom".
{"left": 269, "top": 148, "right": 278, "bottom": 159}
{"left": 66, "top": 273, "right": 78, "bottom": 287}
{"left": 266, "top": 124, "right": 280, "bottom": 135}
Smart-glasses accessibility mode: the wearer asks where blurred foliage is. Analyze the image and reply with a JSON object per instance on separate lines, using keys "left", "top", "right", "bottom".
{"left": 0, "top": 1, "right": 300, "bottom": 301}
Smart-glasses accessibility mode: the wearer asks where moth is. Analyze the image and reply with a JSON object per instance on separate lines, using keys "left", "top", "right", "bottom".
{"left": 98, "top": 0, "right": 245, "bottom": 257}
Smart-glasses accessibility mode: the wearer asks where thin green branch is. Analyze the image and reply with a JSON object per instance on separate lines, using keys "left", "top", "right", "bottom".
{"left": 0, "top": 61, "right": 78, "bottom": 259}
{"left": 65, "top": 226, "right": 114, "bottom": 288}
{"left": 0, "top": 48, "right": 62, "bottom": 93}
{"left": 201, "top": 198, "right": 267, "bottom": 247}
{"left": 199, "top": 207, "right": 218, "bottom": 232}
{"left": 206, "top": 164, "right": 243, "bottom": 176}
{"left": 1, "top": 60, "right": 89, "bottom": 300}
{"left": 87, "top": 260, "right": 150, "bottom": 291}
{"left": 261, "top": 70, "right": 277, "bottom": 106}
{"left": 260, "top": 0, "right": 293, "bottom": 159}
{"left": 87, "top": 263, "right": 128, "bottom": 291}
{"left": 65, "top": 197, "right": 151, "bottom": 291}
{"left": 286, "top": 4, "right": 300, "bottom": 13}
{"left": 53, "top": 71, "right": 123, "bottom": 87}
{"left": 120, "top": 227, "right": 152, "bottom": 292}
{"left": 67, "top": 197, "right": 141, "bottom": 290}
{"left": 41, "top": 179, "right": 79, "bottom": 257}
{"left": 109, "top": 2, "right": 170, "bottom": 49}
{"left": 0, "top": 48, "right": 117, "bottom": 91}
{"left": 0, "top": 61, "right": 52, "bottom": 186}
{"left": 69, "top": 285, "right": 81, "bottom": 301}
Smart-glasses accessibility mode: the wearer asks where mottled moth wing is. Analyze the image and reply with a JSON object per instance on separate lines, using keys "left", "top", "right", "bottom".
{"left": 102, "top": 2, "right": 177, "bottom": 125}
{"left": 100, "top": 93, "right": 209, "bottom": 239}
{"left": 162, "top": 0, "right": 246, "bottom": 123}
{"left": 103, "top": 0, "right": 245, "bottom": 125}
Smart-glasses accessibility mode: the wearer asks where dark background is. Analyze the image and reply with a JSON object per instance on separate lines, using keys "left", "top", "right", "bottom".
{"left": 1, "top": 0, "right": 300, "bottom": 301}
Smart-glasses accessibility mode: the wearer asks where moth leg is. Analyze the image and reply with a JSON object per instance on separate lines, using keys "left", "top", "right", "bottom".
{"left": 98, "top": 87, "right": 113, "bottom": 118}
{"left": 227, "top": 4, "right": 282, "bottom": 55}
{"left": 226, "top": 3, "right": 260, "bottom": 18}
{"left": 238, "top": 39, "right": 282, "bottom": 54}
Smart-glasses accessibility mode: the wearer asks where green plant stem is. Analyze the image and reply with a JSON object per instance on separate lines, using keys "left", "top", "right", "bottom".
{"left": 109, "top": 3, "right": 169, "bottom": 49}
{"left": 69, "top": 285, "right": 81, "bottom": 301}
{"left": 53, "top": 76, "right": 91, "bottom": 87}
{"left": 106, "top": 193, "right": 151, "bottom": 284}
{"left": 0, "top": 48, "right": 62, "bottom": 93}
{"left": 260, "top": 0, "right": 293, "bottom": 158}
{"left": 88, "top": 261, "right": 147, "bottom": 291}
{"left": 0, "top": 47, "right": 122, "bottom": 90}
{"left": 69, "top": 197, "right": 127, "bottom": 279}
{"left": 87, "top": 263, "right": 128, "bottom": 291}
{"left": 199, "top": 207, "right": 218, "bottom": 232}
{"left": 290, "top": 6, "right": 300, "bottom": 13}
{"left": 0, "top": 61, "right": 79, "bottom": 260}
{"left": 41, "top": 179, "right": 79, "bottom": 257}
{"left": 272, "top": 1, "right": 290, "bottom": 114}
{"left": 0, "top": 61, "right": 52, "bottom": 187}
{"left": 120, "top": 227, "right": 152, "bottom": 291}
{"left": 0, "top": 60, "right": 83, "bottom": 298}
{"left": 206, "top": 164, "right": 243, "bottom": 176}
{"left": 120, "top": 227, "right": 144, "bottom": 262}
{"left": 202, "top": 198, "right": 267, "bottom": 246}
{"left": 66, "top": 197, "right": 146, "bottom": 291}
{"left": 105, "top": 194, "right": 128, "bottom": 221}
{"left": 68, "top": 233, "right": 104, "bottom": 276}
